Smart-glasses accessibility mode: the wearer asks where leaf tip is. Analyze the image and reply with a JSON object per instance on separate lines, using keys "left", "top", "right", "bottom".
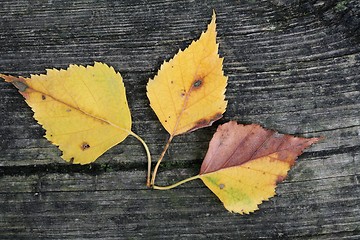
{"left": 209, "top": 10, "right": 217, "bottom": 30}
{"left": 0, "top": 74, "right": 29, "bottom": 92}
{"left": 0, "top": 73, "right": 7, "bottom": 83}
{"left": 212, "top": 9, "right": 216, "bottom": 21}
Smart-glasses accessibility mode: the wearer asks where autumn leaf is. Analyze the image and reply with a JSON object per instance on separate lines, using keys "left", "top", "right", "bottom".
{"left": 154, "top": 121, "right": 320, "bottom": 214}
{"left": 1, "top": 63, "right": 151, "bottom": 181}
{"left": 147, "top": 11, "right": 227, "bottom": 186}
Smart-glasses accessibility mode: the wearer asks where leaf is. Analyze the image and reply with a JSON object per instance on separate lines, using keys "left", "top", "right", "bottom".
{"left": 147, "top": 11, "right": 227, "bottom": 186}
{"left": 199, "top": 121, "right": 320, "bottom": 214}
{"left": 147, "top": 11, "right": 227, "bottom": 136}
{"left": 0, "top": 62, "right": 150, "bottom": 165}
{"left": 154, "top": 121, "right": 320, "bottom": 214}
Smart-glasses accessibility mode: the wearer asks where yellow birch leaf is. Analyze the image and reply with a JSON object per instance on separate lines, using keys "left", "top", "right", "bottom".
{"left": 0, "top": 62, "right": 146, "bottom": 165}
{"left": 147, "top": 12, "right": 227, "bottom": 186}
{"left": 147, "top": 11, "right": 227, "bottom": 136}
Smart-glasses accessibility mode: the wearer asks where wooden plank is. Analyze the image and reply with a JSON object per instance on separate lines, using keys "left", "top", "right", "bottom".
{"left": 0, "top": 168, "right": 359, "bottom": 239}
{"left": 0, "top": 0, "right": 359, "bottom": 239}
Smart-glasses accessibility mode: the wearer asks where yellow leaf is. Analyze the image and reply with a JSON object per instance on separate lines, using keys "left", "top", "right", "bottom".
{"left": 1, "top": 62, "right": 146, "bottom": 165}
{"left": 147, "top": 11, "right": 227, "bottom": 136}
{"left": 199, "top": 154, "right": 291, "bottom": 214}
{"left": 148, "top": 12, "right": 227, "bottom": 186}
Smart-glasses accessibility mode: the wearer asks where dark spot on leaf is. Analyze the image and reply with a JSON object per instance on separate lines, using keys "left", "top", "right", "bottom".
{"left": 165, "top": 120, "right": 167, "bottom": 123}
{"left": 81, "top": 142, "right": 90, "bottom": 151}
{"left": 42, "top": 95, "right": 46, "bottom": 100}
{"left": 188, "top": 112, "right": 223, "bottom": 132}
{"left": 70, "top": 157, "right": 74, "bottom": 163}
{"left": 196, "top": 119, "right": 208, "bottom": 126}
{"left": 219, "top": 183, "right": 225, "bottom": 189}
{"left": 66, "top": 109, "right": 71, "bottom": 112}
{"left": 193, "top": 79, "right": 202, "bottom": 88}
{"left": 12, "top": 81, "right": 28, "bottom": 92}
{"left": 180, "top": 89, "right": 186, "bottom": 97}
{"left": 171, "top": 80, "right": 173, "bottom": 84}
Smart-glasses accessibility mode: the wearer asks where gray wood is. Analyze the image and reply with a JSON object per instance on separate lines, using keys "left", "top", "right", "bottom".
{"left": 0, "top": 0, "right": 359, "bottom": 239}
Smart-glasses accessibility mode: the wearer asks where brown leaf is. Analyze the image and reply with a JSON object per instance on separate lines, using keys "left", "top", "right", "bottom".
{"left": 200, "top": 121, "right": 320, "bottom": 174}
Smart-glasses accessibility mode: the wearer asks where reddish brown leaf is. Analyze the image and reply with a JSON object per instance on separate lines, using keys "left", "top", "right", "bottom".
{"left": 200, "top": 121, "right": 320, "bottom": 174}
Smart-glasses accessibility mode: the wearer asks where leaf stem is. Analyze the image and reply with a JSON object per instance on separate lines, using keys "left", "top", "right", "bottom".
{"left": 153, "top": 175, "right": 200, "bottom": 190}
{"left": 128, "top": 131, "right": 152, "bottom": 187}
{"left": 150, "top": 135, "right": 174, "bottom": 187}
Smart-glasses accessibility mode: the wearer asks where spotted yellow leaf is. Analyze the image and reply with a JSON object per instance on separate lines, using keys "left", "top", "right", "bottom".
{"left": 147, "top": 11, "right": 227, "bottom": 186}
{"left": 1, "top": 62, "right": 150, "bottom": 168}
{"left": 147, "top": 12, "right": 227, "bottom": 135}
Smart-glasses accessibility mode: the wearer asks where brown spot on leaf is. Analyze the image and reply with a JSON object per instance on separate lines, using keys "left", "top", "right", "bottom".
{"left": 81, "top": 142, "right": 90, "bottom": 151}
{"left": 42, "top": 95, "right": 46, "bottom": 100}
{"left": 180, "top": 89, "right": 186, "bottom": 97}
{"left": 196, "top": 119, "right": 208, "bottom": 126}
{"left": 219, "top": 183, "right": 225, "bottom": 189}
{"left": 66, "top": 109, "right": 71, "bottom": 112}
{"left": 69, "top": 157, "right": 74, "bottom": 163}
{"left": 188, "top": 112, "right": 223, "bottom": 132}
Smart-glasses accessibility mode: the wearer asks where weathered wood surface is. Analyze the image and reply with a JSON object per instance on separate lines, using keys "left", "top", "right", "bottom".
{"left": 0, "top": 0, "right": 359, "bottom": 239}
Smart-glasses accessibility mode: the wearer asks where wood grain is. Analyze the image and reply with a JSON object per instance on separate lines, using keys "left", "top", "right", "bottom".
{"left": 0, "top": 0, "right": 359, "bottom": 239}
